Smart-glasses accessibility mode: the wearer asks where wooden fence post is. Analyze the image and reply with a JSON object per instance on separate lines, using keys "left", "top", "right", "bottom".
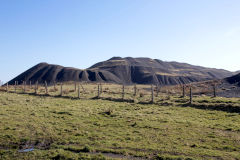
{"left": 35, "top": 81, "right": 38, "bottom": 94}
{"left": 156, "top": 85, "right": 159, "bottom": 97}
{"left": 122, "top": 84, "right": 125, "bottom": 101}
{"left": 23, "top": 81, "right": 26, "bottom": 93}
{"left": 151, "top": 84, "right": 154, "bottom": 103}
{"left": 100, "top": 83, "right": 102, "bottom": 94}
{"left": 80, "top": 83, "right": 86, "bottom": 93}
{"left": 213, "top": 84, "right": 216, "bottom": 98}
{"left": 134, "top": 84, "right": 137, "bottom": 96}
{"left": 60, "top": 83, "right": 63, "bottom": 96}
{"left": 190, "top": 86, "right": 192, "bottom": 104}
{"left": 78, "top": 84, "right": 80, "bottom": 99}
{"left": 45, "top": 81, "right": 48, "bottom": 94}
{"left": 182, "top": 85, "right": 185, "bottom": 98}
{"left": 6, "top": 83, "right": 8, "bottom": 92}
{"left": 15, "top": 81, "right": 17, "bottom": 93}
{"left": 97, "top": 84, "right": 100, "bottom": 98}
{"left": 22, "top": 81, "right": 24, "bottom": 92}
{"left": 30, "top": 81, "right": 32, "bottom": 89}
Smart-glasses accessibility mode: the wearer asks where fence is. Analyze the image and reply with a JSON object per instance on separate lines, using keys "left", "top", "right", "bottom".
{"left": 0, "top": 80, "right": 237, "bottom": 104}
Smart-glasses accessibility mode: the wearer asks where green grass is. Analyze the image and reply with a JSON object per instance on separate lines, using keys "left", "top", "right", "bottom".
{"left": 0, "top": 91, "right": 240, "bottom": 160}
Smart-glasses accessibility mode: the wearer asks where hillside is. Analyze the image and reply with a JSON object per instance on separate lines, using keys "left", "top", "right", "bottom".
{"left": 7, "top": 57, "right": 234, "bottom": 85}
{"left": 89, "top": 57, "right": 233, "bottom": 85}
{"left": 225, "top": 73, "right": 240, "bottom": 86}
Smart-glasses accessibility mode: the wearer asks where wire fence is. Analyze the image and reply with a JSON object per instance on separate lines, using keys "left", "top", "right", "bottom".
{"left": 1, "top": 80, "right": 239, "bottom": 104}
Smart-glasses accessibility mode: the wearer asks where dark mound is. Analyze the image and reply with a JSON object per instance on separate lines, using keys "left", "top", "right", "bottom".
{"left": 7, "top": 57, "right": 234, "bottom": 85}
{"left": 225, "top": 73, "right": 240, "bottom": 86}
{"left": 89, "top": 57, "right": 233, "bottom": 85}
{"left": 7, "top": 63, "right": 122, "bottom": 85}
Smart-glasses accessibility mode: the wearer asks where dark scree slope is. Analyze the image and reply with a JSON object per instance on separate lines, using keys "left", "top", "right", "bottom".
{"left": 7, "top": 57, "right": 233, "bottom": 85}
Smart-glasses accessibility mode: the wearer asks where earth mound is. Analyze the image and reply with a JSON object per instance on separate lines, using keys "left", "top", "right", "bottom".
{"left": 225, "top": 73, "right": 240, "bottom": 86}
{"left": 7, "top": 57, "right": 234, "bottom": 85}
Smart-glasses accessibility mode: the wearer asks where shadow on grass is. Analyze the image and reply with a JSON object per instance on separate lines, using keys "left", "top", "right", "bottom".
{"left": 181, "top": 102, "right": 240, "bottom": 114}
{"left": 3, "top": 90, "right": 240, "bottom": 114}
{"left": 16, "top": 92, "right": 82, "bottom": 100}
{"left": 91, "top": 96, "right": 135, "bottom": 103}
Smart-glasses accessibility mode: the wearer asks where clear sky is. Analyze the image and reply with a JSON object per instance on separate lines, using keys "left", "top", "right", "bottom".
{"left": 1, "top": 0, "right": 240, "bottom": 82}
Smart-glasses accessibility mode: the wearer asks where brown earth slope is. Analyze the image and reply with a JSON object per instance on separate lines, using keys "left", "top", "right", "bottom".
{"left": 7, "top": 57, "right": 234, "bottom": 85}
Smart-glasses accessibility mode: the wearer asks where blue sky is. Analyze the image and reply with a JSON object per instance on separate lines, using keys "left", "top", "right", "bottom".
{"left": 1, "top": 0, "right": 240, "bottom": 82}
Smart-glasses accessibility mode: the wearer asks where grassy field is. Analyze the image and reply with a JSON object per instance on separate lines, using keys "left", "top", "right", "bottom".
{"left": 0, "top": 89, "right": 240, "bottom": 159}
